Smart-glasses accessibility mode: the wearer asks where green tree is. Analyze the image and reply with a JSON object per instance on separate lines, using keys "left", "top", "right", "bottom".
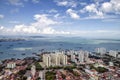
{"left": 18, "top": 70, "right": 26, "bottom": 76}
{"left": 45, "top": 71, "right": 56, "bottom": 80}
{"left": 34, "top": 62, "right": 43, "bottom": 70}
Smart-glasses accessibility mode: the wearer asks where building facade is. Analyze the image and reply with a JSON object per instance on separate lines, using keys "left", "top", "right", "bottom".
{"left": 42, "top": 52, "right": 67, "bottom": 67}
{"left": 7, "top": 62, "right": 16, "bottom": 69}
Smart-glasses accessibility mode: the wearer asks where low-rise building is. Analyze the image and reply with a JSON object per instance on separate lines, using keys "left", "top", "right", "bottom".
{"left": 7, "top": 62, "right": 16, "bottom": 69}
{"left": 31, "top": 65, "right": 36, "bottom": 77}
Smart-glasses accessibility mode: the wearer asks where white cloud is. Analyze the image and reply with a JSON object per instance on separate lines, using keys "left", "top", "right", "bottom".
{"left": 32, "top": 0, "right": 40, "bottom": 3}
{"left": 49, "top": 9, "right": 58, "bottom": 13}
{"left": 101, "top": 2, "right": 113, "bottom": 13}
{"left": 0, "top": 14, "right": 70, "bottom": 35}
{"left": 42, "top": 27, "right": 55, "bottom": 34}
{"left": 109, "top": 0, "right": 120, "bottom": 14}
{"left": 12, "top": 24, "right": 70, "bottom": 35}
{"left": 0, "top": 26, "right": 11, "bottom": 35}
{"left": 80, "top": 0, "right": 120, "bottom": 19}
{"left": 57, "top": 1, "right": 68, "bottom": 6}
{"left": 0, "top": 24, "right": 119, "bottom": 38}
{"left": 80, "top": 3, "right": 104, "bottom": 19}
{"left": 13, "top": 24, "right": 39, "bottom": 33}
{"left": 84, "top": 4, "right": 97, "bottom": 13}
{"left": 0, "top": 14, "right": 4, "bottom": 19}
{"left": 54, "top": 13, "right": 60, "bottom": 18}
{"left": 66, "top": 9, "right": 80, "bottom": 19}
{"left": 32, "top": 14, "right": 58, "bottom": 27}
{"left": 42, "top": 27, "right": 70, "bottom": 34}
{"left": 55, "top": 0, "right": 77, "bottom": 8}
{"left": 0, "top": 26, "right": 4, "bottom": 30}
{"left": 86, "top": 11, "right": 104, "bottom": 19}
{"left": 1, "top": 23, "right": 119, "bottom": 38}
{"left": 53, "top": 13, "right": 66, "bottom": 19}
{"left": 0, "top": 26, "right": 4, "bottom": 34}
{"left": 12, "top": 14, "right": 59, "bottom": 34}
{"left": 101, "top": 0, "right": 120, "bottom": 14}
{"left": 8, "top": 0, "right": 23, "bottom": 6}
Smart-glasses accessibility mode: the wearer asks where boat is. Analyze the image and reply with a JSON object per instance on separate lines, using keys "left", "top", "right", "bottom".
{"left": 21, "top": 53, "right": 26, "bottom": 55}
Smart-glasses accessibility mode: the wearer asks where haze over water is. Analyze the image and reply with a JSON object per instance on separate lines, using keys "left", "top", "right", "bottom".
{"left": 0, "top": 36, "right": 120, "bottom": 60}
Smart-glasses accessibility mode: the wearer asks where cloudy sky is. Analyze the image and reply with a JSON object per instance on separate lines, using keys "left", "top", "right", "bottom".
{"left": 0, "top": 0, "right": 120, "bottom": 38}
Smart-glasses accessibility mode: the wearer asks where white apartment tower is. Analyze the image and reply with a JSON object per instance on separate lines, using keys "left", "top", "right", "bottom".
{"left": 59, "top": 54, "right": 67, "bottom": 65}
{"left": 43, "top": 54, "right": 51, "bottom": 67}
{"left": 42, "top": 52, "right": 67, "bottom": 67}
{"left": 84, "top": 51, "right": 89, "bottom": 62}
{"left": 109, "top": 50, "right": 118, "bottom": 58}
{"left": 78, "top": 50, "right": 89, "bottom": 63}
{"left": 95, "top": 47, "right": 106, "bottom": 55}
{"left": 71, "top": 54, "right": 76, "bottom": 62}
{"left": 78, "top": 50, "right": 84, "bottom": 63}
{"left": 51, "top": 54, "right": 60, "bottom": 66}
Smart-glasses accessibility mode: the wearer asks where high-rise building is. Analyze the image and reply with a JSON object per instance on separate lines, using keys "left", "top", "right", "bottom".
{"left": 95, "top": 47, "right": 106, "bottom": 55}
{"left": 71, "top": 54, "right": 76, "bottom": 62}
{"left": 51, "top": 54, "right": 60, "bottom": 66}
{"left": 43, "top": 54, "right": 51, "bottom": 67}
{"left": 78, "top": 50, "right": 84, "bottom": 63}
{"left": 109, "top": 50, "right": 118, "bottom": 58}
{"left": 42, "top": 52, "right": 67, "bottom": 67}
{"left": 118, "top": 54, "right": 120, "bottom": 58}
{"left": 84, "top": 51, "right": 89, "bottom": 62}
{"left": 59, "top": 53, "right": 67, "bottom": 65}
{"left": 78, "top": 50, "right": 89, "bottom": 63}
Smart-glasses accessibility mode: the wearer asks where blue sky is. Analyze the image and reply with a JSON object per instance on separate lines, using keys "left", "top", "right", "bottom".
{"left": 0, "top": 0, "right": 120, "bottom": 38}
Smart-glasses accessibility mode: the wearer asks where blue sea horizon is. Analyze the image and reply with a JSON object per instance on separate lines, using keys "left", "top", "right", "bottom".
{"left": 0, "top": 36, "right": 120, "bottom": 60}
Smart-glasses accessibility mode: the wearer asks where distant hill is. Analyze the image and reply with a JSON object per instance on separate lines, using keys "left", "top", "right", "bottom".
{"left": 29, "top": 36, "right": 46, "bottom": 38}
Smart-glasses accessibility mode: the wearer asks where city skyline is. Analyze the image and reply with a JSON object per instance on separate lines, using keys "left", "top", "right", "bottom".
{"left": 0, "top": 0, "right": 120, "bottom": 38}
